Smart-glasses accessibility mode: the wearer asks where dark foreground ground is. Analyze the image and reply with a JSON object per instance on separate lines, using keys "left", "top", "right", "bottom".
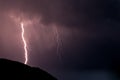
{"left": 0, "top": 58, "right": 57, "bottom": 80}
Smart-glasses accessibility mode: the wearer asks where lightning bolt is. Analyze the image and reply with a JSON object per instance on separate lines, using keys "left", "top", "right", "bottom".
{"left": 21, "top": 22, "right": 28, "bottom": 64}
{"left": 53, "top": 26, "right": 63, "bottom": 63}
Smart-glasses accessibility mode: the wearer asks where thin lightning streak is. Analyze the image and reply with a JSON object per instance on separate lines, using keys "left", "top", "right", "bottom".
{"left": 53, "top": 26, "right": 63, "bottom": 63}
{"left": 21, "top": 23, "right": 28, "bottom": 64}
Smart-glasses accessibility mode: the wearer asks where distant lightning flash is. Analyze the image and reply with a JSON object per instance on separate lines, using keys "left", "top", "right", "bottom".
{"left": 53, "top": 26, "right": 63, "bottom": 63}
{"left": 21, "top": 22, "right": 28, "bottom": 64}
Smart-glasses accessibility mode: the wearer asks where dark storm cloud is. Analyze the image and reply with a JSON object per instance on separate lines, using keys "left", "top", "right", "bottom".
{"left": 63, "top": 36, "right": 120, "bottom": 69}
{"left": 0, "top": 0, "right": 120, "bottom": 27}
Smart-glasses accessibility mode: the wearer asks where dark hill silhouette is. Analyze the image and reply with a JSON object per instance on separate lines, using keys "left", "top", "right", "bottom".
{"left": 0, "top": 58, "right": 57, "bottom": 80}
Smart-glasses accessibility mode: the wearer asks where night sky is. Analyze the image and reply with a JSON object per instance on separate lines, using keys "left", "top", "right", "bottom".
{"left": 0, "top": 0, "right": 120, "bottom": 80}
